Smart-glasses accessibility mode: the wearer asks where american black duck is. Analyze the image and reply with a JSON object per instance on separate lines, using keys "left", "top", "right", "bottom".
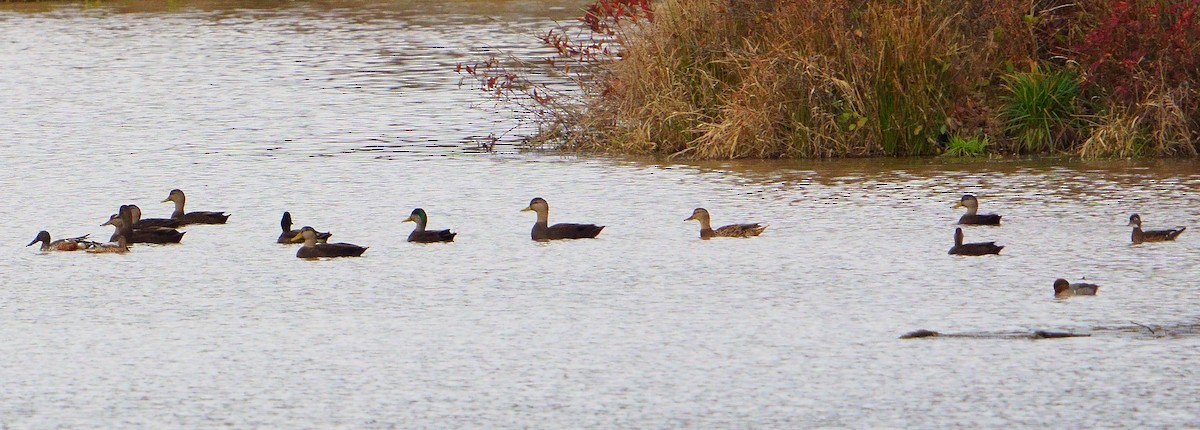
{"left": 291, "top": 226, "right": 367, "bottom": 258}
{"left": 520, "top": 197, "right": 604, "bottom": 241}
{"left": 948, "top": 227, "right": 1003, "bottom": 255}
{"left": 954, "top": 194, "right": 1002, "bottom": 225}
{"left": 163, "top": 189, "right": 230, "bottom": 225}
{"left": 103, "top": 205, "right": 185, "bottom": 244}
{"left": 128, "top": 204, "right": 182, "bottom": 229}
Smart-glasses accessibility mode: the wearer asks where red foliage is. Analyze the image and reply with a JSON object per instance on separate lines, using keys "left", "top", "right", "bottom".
{"left": 582, "top": 0, "right": 654, "bottom": 35}
{"left": 455, "top": 0, "right": 653, "bottom": 113}
{"left": 1074, "top": 0, "right": 1200, "bottom": 103}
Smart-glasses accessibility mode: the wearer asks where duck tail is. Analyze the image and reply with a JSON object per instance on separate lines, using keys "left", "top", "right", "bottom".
{"left": 1170, "top": 226, "right": 1186, "bottom": 239}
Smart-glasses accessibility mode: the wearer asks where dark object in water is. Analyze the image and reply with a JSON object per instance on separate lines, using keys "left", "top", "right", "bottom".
{"left": 1033, "top": 331, "right": 1091, "bottom": 339}
{"left": 292, "top": 226, "right": 367, "bottom": 258}
{"left": 899, "top": 329, "right": 941, "bottom": 339}
{"left": 521, "top": 197, "right": 604, "bottom": 241}
{"left": 948, "top": 228, "right": 1003, "bottom": 255}
{"left": 163, "top": 189, "right": 230, "bottom": 225}
{"left": 954, "top": 194, "right": 1001, "bottom": 225}
{"left": 1128, "top": 213, "right": 1185, "bottom": 244}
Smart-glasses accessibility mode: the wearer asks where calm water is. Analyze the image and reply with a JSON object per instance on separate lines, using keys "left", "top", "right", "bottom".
{"left": 2, "top": 1, "right": 1200, "bottom": 428}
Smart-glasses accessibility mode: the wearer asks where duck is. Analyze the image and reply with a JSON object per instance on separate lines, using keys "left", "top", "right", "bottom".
{"left": 26, "top": 231, "right": 99, "bottom": 251}
{"left": 86, "top": 235, "right": 130, "bottom": 254}
{"left": 162, "top": 189, "right": 230, "bottom": 225}
{"left": 128, "top": 204, "right": 182, "bottom": 229}
{"left": 954, "top": 194, "right": 1002, "bottom": 225}
{"left": 291, "top": 226, "right": 367, "bottom": 258}
{"left": 103, "top": 205, "right": 186, "bottom": 244}
{"left": 277, "top": 212, "right": 332, "bottom": 244}
{"left": 684, "top": 208, "right": 766, "bottom": 239}
{"left": 403, "top": 208, "right": 456, "bottom": 243}
{"left": 520, "top": 197, "right": 604, "bottom": 241}
{"left": 948, "top": 227, "right": 1003, "bottom": 255}
{"left": 1128, "top": 213, "right": 1185, "bottom": 244}
{"left": 1053, "top": 278, "right": 1098, "bottom": 297}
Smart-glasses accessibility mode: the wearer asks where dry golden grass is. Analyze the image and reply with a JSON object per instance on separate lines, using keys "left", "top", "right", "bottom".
{"left": 565, "top": 0, "right": 1039, "bottom": 159}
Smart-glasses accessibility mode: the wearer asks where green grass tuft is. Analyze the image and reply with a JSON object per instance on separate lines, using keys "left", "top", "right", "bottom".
{"left": 1000, "top": 66, "right": 1079, "bottom": 153}
{"left": 942, "top": 135, "right": 989, "bottom": 157}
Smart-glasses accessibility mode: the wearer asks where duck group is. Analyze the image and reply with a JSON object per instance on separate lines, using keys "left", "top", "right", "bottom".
{"left": 29, "top": 190, "right": 1185, "bottom": 297}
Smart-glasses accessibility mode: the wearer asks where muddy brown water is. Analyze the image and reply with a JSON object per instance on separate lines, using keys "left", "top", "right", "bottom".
{"left": 2, "top": 1, "right": 1199, "bottom": 427}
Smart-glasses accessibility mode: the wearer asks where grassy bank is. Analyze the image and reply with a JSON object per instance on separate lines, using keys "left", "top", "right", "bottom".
{"left": 462, "top": 0, "right": 1200, "bottom": 159}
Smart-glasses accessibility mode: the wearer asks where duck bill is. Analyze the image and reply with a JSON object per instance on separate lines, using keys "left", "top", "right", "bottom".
{"left": 26, "top": 238, "right": 38, "bottom": 247}
{"left": 520, "top": 206, "right": 533, "bottom": 212}
{"left": 290, "top": 232, "right": 304, "bottom": 242}
{"left": 684, "top": 215, "right": 696, "bottom": 221}
{"left": 402, "top": 215, "right": 416, "bottom": 223}
{"left": 952, "top": 201, "right": 964, "bottom": 208}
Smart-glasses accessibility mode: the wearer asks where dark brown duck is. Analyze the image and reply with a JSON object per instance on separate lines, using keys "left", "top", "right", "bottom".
{"left": 954, "top": 194, "right": 1001, "bottom": 225}
{"left": 291, "top": 226, "right": 367, "bottom": 258}
{"left": 128, "top": 204, "right": 182, "bottom": 229}
{"left": 948, "top": 227, "right": 1003, "bottom": 255}
{"left": 520, "top": 197, "right": 603, "bottom": 241}
{"left": 163, "top": 189, "right": 230, "bottom": 225}
{"left": 1128, "top": 213, "right": 1185, "bottom": 244}
{"left": 103, "top": 205, "right": 185, "bottom": 244}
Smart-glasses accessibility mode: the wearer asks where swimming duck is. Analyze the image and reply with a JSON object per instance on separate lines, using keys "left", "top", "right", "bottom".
{"left": 684, "top": 208, "right": 766, "bottom": 239}
{"left": 277, "top": 212, "right": 332, "bottom": 244}
{"left": 291, "top": 226, "right": 367, "bottom": 258}
{"left": 403, "top": 208, "right": 456, "bottom": 243}
{"left": 26, "top": 231, "right": 99, "bottom": 251}
{"left": 954, "top": 194, "right": 1002, "bottom": 225}
{"left": 948, "top": 228, "right": 1003, "bottom": 255}
{"left": 162, "top": 189, "right": 230, "bottom": 225}
{"left": 1053, "top": 278, "right": 1098, "bottom": 297}
{"left": 128, "top": 204, "right": 182, "bottom": 229}
{"left": 86, "top": 235, "right": 130, "bottom": 254}
{"left": 1128, "top": 214, "right": 1185, "bottom": 244}
{"left": 520, "top": 197, "right": 604, "bottom": 241}
{"left": 103, "top": 205, "right": 185, "bottom": 244}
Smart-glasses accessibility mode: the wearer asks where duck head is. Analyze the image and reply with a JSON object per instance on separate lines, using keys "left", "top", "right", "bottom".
{"left": 1127, "top": 213, "right": 1142, "bottom": 227}
{"left": 403, "top": 208, "right": 428, "bottom": 226}
{"left": 162, "top": 189, "right": 186, "bottom": 205}
{"left": 521, "top": 197, "right": 549, "bottom": 214}
{"left": 27, "top": 230, "right": 51, "bottom": 247}
{"left": 1053, "top": 278, "right": 1071, "bottom": 295}
{"left": 290, "top": 226, "right": 319, "bottom": 244}
{"left": 684, "top": 208, "right": 711, "bottom": 223}
{"left": 953, "top": 194, "right": 979, "bottom": 212}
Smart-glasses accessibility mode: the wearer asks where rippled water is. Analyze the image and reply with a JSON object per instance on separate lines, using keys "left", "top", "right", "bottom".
{"left": 2, "top": 2, "right": 1200, "bottom": 428}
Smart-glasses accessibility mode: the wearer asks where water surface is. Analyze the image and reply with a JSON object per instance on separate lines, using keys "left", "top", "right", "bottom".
{"left": 1, "top": 2, "right": 1199, "bottom": 428}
